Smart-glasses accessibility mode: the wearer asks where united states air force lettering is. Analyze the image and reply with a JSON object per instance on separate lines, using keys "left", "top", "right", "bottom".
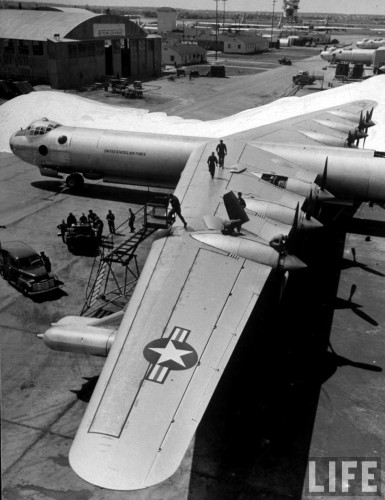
{"left": 104, "top": 149, "right": 146, "bottom": 156}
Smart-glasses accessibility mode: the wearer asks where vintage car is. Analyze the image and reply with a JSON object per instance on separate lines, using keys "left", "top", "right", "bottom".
{"left": 0, "top": 241, "right": 60, "bottom": 295}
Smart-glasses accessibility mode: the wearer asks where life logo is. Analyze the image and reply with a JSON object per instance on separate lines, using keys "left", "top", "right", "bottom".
{"left": 143, "top": 326, "right": 198, "bottom": 384}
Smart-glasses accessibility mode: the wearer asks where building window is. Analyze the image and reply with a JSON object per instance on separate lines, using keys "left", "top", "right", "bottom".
{"left": 32, "top": 41, "right": 44, "bottom": 56}
{"left": 87, "top": 43, "right": 95, "bottom": 56}
{"left": 238, "top": 44, "right": 241, "bottom": 49}
{"left": 18, "top": 40, "right": 29, "bottom": 55}
{"left": 170, "top": 55, "right": 175, "bottom": 61}
{"left": 228, "top": 44, "right": 231, "bottom": 48}
{"left": 4, "top": 53, "right": 14, "bottom": 64}
{"left": 16, "top": 55, "right": 29, "bottom": 66}
{"left": 95, "top": 41, "right": 104, "bottom": 55}
{"left": 78, "top": 43, "right": 87, "bottom": 56}
{"left": 4, "top": 39, "right": 15, "bottom": 53}
{"left": 68, "top": 45, "right": 77, "bottom": 58}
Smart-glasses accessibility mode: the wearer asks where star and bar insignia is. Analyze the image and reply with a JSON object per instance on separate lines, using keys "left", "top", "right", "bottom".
{"left": 143, "top": 327, "right": 198, "bottom": 384}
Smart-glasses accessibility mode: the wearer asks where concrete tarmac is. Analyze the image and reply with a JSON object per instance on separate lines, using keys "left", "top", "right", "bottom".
{"left": 2, "top": 45, "right": 385, "bottom": 499}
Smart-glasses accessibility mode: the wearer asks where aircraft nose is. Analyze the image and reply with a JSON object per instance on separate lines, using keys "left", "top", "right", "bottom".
{"left": 9, "top": 130, "right": 35, "bottom": 163}
{"left": 9, "top": 131, "right": 18, "bottom": 152}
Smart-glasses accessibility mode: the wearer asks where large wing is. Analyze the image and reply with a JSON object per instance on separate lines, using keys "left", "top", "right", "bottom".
{"left": 68, "top": 138, "right": 304, "bottom": 490}
{"left": 69, "top": 99, "right": 377, "bottom": 490}
{"left": 229, "top": 99, "right": 376, "bottom": 147}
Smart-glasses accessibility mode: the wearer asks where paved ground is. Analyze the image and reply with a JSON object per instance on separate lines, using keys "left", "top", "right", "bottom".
{"left": 58, "top": 45, "right": 341, "bottom": 121}
{"left": 1, "top": 43, "right": 385, "bottom": 500}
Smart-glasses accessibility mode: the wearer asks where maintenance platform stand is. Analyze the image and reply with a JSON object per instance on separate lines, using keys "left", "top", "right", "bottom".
{"left": 81, "top": 195, "right": 172, "bottom": 318}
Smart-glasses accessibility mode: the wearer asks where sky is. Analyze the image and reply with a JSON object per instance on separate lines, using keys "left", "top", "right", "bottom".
{"left": 15, "top": 0, "right": 385, "bottom": 16}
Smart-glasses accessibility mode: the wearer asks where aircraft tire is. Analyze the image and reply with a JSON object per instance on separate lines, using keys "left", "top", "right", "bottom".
{"left": 66, "top": 173, "right": 84, "bottom": 190}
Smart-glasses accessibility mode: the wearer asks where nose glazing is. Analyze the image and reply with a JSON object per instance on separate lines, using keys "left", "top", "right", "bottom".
{"left": 9, "top": 132, "right": 17, "bottom": 152}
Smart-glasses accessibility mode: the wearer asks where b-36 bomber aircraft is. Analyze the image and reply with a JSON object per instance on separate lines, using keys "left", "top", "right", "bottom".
{"left": 9, "top": 75, "right": 385, "bottom": 490}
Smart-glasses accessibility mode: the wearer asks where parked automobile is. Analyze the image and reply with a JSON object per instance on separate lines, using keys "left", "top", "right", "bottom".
{"left": 0, "top": 241, "right": 60, "bottom": 295}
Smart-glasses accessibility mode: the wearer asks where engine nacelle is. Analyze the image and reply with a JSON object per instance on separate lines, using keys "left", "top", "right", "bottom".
{"left": 245, "top": 199, "right": 322, "bottom": 230}
{"left": 191, "top": 232, "right": 306, "bottom": 270}
{"left": 253, "top": 173, "right": 334, "bottom": 201}
{"left": 40, "top": 322, "right": 117, "bottom": 357}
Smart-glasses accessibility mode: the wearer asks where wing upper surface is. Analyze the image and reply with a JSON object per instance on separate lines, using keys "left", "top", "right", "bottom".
{"left": 68, "top": 99, "right": 379, "bottom": 490}
{"left": 229, "top": 99, "right": 376, "bottom": 147}
{"left": 69, "top": 140, "right": 287, "bottom": 490}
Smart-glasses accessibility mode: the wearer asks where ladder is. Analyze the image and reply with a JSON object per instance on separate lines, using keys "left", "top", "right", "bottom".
{"left": 81, "top": 196, "right": 171, "bottom": 317}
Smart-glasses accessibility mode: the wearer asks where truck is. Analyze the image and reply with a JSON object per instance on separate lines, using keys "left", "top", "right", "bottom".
{"left": 292, "top": 70, "right": 316, "bottom": 85}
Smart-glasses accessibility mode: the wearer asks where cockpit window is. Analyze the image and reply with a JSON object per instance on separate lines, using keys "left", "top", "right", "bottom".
{"left": 15, "top": 120, "right": 61, "bottom": 137}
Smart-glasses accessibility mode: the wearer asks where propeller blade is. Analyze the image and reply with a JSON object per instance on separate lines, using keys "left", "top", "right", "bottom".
{"left": 358, "top": 110, "right": 364, "bottom": 131}
{"left": 354, "top": 129, "right": 368, "bottom": 140}
{"left": 364, "top": 107, "right": 375, "bottom": 129}
{"left": 347, "top": 130, "right": 354, "bottom": 147}
{"left": 320, "top": 157, "right": 328, "bottom": 191}
{"left": 305, "top": 189, "right": 313, "bottom": 220}
{"left": 286, "top": 203, "right": 299, "bottom": 254}
{"left": 292, "top": 202, "right": 299, "bottom": 233}
{"left": 278, "top": 272, "right": 288, "bottom": 302}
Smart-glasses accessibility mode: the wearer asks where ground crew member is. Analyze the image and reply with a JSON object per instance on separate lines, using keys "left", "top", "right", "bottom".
{"left": 216, "top": 139, "right": 227, "bottom": 168}
{"left": 67, "top": 212, "right": 77, "bottom": 227}
{"left": 207, "top": 152, "right": 218, "bottom": 179}
{"left": 221, "top": 219, "right": 243, "bottom": 235}
{"left": 79, "top": 213, "right": 88, "bottom": 224}
{"left": 128, "top": 209, "right": 136, "bottom": 233}
{"left": 106, "top": 209, "right": 116, "bottom": 234}
{"left": 88, "top": 209, "right": 97, "bottom": 223}
{"left": 57, "top": 219, "right": 67, "bottom": 242}
{"left": 40, "top": 252, "right": 51, "bottom": 272}
{"left": 94, "top": 217, "right": 104, "bottom": 236}
{"left": 237, "top": 192, "right": 246, "bottom": 209}
{"left": 168, "top": 194, "right": 187, "bottom": 229}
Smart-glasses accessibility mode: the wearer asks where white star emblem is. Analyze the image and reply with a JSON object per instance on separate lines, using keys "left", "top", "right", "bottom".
{"left": 149, "top": 339, "right": 194, "bottom": 368}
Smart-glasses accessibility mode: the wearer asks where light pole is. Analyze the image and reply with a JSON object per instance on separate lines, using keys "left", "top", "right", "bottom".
{"left": 214, "top": 0, "right": 219, "bottom": 61}
{"left": 222, "top": 0, "right": 228, "bottom": 28}
{"left": 270, "top": 0, "right": 276, "bottom": 44}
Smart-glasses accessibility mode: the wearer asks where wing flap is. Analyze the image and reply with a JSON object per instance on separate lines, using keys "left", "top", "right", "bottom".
{"left": 238, "top": 143, "right": 317, "bottom": 182}
{"left": 228, "top": 172, "right": 306, "bottom": 209}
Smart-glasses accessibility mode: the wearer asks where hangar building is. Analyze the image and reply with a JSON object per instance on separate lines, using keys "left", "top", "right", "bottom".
{"left": 0, "top": 7, "right": 162, "bottom": 89}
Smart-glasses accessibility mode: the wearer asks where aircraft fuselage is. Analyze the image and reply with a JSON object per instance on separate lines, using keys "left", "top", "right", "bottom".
{"left": 320, "top": 48, "right": 375, "bottom": 64}
{"left": 9, "top": 119, "right": 385, "bottom": 203}
{"left": 10, "top": 120, "right": 206, "bottom": 188}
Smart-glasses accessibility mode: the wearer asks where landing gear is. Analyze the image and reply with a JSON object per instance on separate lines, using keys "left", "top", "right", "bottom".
{"left": 66, "top": 173, "right": 84, "bottom": 190}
